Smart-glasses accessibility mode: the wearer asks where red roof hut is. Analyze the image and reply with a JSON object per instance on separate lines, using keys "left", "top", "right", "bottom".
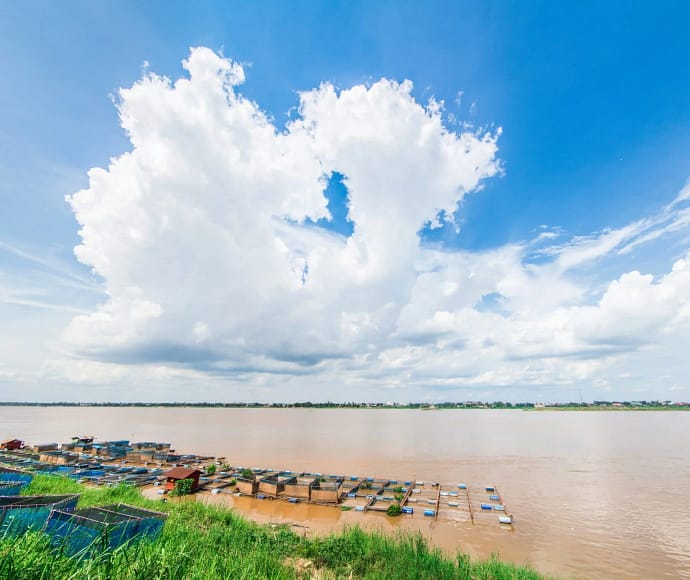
{"left": 164, "top": 467, "right": 201, "bottom": 493}
{"left": 0, "top": 439, "right": 24, "bottom": 451}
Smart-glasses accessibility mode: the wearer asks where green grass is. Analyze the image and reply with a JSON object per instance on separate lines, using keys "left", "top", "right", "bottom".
{"left": 0, "top": 475, "right": 543, "bottom": 579}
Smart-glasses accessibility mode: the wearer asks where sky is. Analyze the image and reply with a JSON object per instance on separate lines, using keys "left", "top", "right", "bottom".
{"left": 1, "top": 1, "right": 690, "bottom": 403}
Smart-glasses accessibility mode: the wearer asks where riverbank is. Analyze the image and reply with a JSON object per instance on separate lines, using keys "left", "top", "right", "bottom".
{"left": 0, "top": 475, "right": 541, "bottom": 579}
{"left": 528, "top": 406, "right": 690, "bottom": 411}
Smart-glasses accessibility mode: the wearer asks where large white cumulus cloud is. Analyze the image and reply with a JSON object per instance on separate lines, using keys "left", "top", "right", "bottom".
{"left": 64, "top": 47, "right": 500, "bottom": 372}
{"left": 57, "top": 47, "right": 690, "bottom": 399}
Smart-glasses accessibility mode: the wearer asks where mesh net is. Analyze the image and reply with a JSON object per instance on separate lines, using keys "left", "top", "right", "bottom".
{"left": 0, "top": 495, "right": 79, "bottom": 537}
{"left": 0, "top": 482, "right": 27, "bottom": 496}
{"left": 45, "top": 503, "right": 167, "bottom": 555}
{"left": 0, "top": 467, "right": 33, "bottom": 484}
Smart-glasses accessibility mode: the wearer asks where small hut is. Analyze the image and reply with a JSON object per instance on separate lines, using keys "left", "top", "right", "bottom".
{"left": 163, "top": 467, "right": 201, "bottom": 492}
{"left": 0, "top": 439, "right": 24, "bottom": 451}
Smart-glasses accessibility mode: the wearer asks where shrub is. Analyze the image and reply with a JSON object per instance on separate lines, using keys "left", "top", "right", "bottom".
{"left": 171, "top": 478, "right": 194, "bottom": 496}
{"left": 206, "top": 464, "right": 217, "bottom": 476}
{"left": 386, "top": 504, "right": 402, "bottom": 516}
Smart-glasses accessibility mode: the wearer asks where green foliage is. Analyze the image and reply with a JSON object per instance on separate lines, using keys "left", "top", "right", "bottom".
{"left": 171, "top": 478, "right": 194, "bottom": 497}
{"left": 206, "top": 464, "right": 217, "bottom": 476}
{"left": 3, "top": 474, "right": 544, "bottom": 579}
{"left": 386, "top": 503, "right": 402, "bottom": 517}
{"left": 240, "top": 468, "right": 254, "bottom": 478}
{"left": 228, "top": 478, "right": 237, "bottom": 486}
{"left": 392, "top": 486, "right": 403, "bottom": 493}
{"left": 22, "top": 474, "right": 82, "bottom": 496}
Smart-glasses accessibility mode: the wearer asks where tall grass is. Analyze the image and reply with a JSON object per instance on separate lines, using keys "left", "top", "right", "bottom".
{"left": 0, "top": 476, "right": 544, "bottom": 579}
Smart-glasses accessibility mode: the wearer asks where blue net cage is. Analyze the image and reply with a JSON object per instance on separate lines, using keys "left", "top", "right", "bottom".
{"left": 0, "top": 494, "right": 79, "bottom": 537}
{"left": 0, "top": 466, "right": 33, "bottom": 485}
{"left": 0, "top": 481, "right": 28, "bottom": 496}
{"left": 45, "top": 503, "right": 167, "bottom": 555}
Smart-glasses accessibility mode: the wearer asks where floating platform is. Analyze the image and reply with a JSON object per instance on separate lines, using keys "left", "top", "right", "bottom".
{"left": 1, "top": 440, "right": 513, "bottom": 528}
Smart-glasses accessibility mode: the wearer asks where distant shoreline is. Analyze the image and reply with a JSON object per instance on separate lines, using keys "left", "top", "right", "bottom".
{"left": 0, "top": 402, "right": 688, "bottom": 410}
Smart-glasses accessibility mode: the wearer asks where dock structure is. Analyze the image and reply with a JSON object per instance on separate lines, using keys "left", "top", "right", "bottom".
{"left": 399, "top": 481, "right": 415, "bottom": 507}
{"left": 466, "top": 486, "right": 474, "bottom": 524}
{"left": 434, "top": 484, "right": 441, "bottom": 520}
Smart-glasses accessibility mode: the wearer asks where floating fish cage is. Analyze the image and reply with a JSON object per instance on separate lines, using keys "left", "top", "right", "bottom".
{"left": 258, "top": 474, "right": 293, "bottom": 497}
{"left": 235, "top": 477, "right": 259, "bottom": 495}
{"left": 45, "top": 503, "right": 167, "bottom": 555}
{"left": 0, "top": 494, "right": 79, "bottom": 536}
{"left": 283, "top": 476, "right": 316, "bottom": 499}
{"left": 310, "top": 480, "right": 342, "bottom": 503}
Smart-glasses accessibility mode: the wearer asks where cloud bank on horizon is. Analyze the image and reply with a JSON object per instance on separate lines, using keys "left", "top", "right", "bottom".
{"left": 29, "top": 48, "right": 690, "bottom": 401}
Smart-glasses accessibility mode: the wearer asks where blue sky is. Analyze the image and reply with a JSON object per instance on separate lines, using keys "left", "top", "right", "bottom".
{"left": 1, "top": 1, "right": 690, "bottom": 402}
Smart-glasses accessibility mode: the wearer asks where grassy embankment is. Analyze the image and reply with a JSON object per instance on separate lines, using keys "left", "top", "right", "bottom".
{"left": 0, "top": 474, "right": 543, "bottom": 579}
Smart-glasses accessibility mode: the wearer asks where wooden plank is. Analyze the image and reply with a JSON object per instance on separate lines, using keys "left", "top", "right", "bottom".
{"left": 363, "top": 480, "right": 390, "bottom": 512}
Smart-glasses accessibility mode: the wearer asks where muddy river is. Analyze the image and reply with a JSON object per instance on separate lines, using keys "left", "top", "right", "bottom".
{"left": 2, "top": 406, "right": 689, "bottom": 578}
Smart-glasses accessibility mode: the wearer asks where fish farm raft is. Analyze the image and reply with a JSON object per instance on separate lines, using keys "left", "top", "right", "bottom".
{"left": 1, "top": 436, "right": 513, "bottom": 528}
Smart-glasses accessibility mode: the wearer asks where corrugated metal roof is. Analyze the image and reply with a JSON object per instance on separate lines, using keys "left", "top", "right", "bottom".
{"left": 164, "top": 467, "right": 200, "bottom": 479}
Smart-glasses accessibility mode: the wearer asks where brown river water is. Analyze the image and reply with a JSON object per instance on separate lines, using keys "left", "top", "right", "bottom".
{"left": 2, "top": 406, "right": 689, "bottom": 579}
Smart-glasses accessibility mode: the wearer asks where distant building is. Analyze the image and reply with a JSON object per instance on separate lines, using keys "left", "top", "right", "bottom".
{"left": 0, "top": 439, "right": 24, "bottom": 451}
